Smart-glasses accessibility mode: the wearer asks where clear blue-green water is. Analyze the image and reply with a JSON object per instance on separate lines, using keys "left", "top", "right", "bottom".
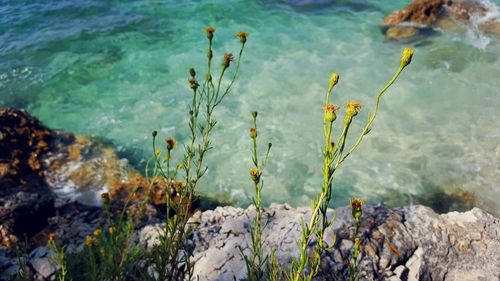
{"left": 1, "top": 0, "right": 499, "bottom": 214}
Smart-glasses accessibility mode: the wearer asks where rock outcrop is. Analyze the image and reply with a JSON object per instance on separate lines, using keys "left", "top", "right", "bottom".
{"left": 382, "top": 0, "right": 500, "bottom": 41}
{"left": 140, "top": 204, "right": 500, "bottom": 281}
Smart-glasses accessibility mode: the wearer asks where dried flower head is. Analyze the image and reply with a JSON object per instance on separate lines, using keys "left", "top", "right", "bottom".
{"left": 350, "top": 197, "right": 364, "bottom": 222}
{"left": 249, "top": 127, "right": 257, "bottom": 139}
{"left": 189, "top": 78, "right": 199, "bottom": 91}
{"left": 48, "top": 232, "right": 56, "bottom": 243}
{"left": 323, "top": 104, "right": 340, "bottom": 123}
{"left": 400, "top": 47, "right": 414, "bottom": 68}
{"left": 166, "top": 138, "right": 176, "bottom": 151}
{"left": 249, "top": 167, "right": 261, "bottom": 184}
{"left": 222, "top": 53, "right": 234, "bottom": 68}
{"left": 205, "top": 26, "right": 216, "bottom": 40}
{"left": 236, "top": 31, "right": 249, "bottom": 44}
{"left": 100, "top": 192, "right": 110, "bottom": 204}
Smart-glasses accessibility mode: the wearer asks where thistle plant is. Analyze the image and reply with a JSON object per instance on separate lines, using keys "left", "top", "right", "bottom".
{"left": 289, "top": 48, "right": 414, "bottom": 281}
{"left": 243, "top": 111, "right": 272, "bottom": 281}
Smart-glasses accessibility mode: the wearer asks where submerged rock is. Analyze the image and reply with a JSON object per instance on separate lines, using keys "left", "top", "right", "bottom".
{"left": 382, "top": 0, "right": 500, "bottom": 41}
{"left": 139, "top": 204, "right": 500, "bottom": 280}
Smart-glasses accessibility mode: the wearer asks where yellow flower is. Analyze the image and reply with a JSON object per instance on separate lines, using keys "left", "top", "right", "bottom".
{"left": 94, "top": 229, "right": 101, "bottom": 237}
{"left": 236, "top": 31, "right": 249, "bottom": 44}
{"left": 108, "top": 226, "right": 116, "bottom": 234}
{"left": 400, "top": 47, "right": 414, "bottom": 68}
{"left": 323, "top": 104, "right": 340, "bottom": 123}
{"left": 249, "top": 167, "right": 260, "bottom": 184}
{"left": 344, "top": 101, "right": 362, "bottom": 125}
{"left": 84, "top": 235, "right": 94, "bottom": 247}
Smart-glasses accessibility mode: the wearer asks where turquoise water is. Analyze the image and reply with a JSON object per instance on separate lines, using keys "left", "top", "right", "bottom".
{"left": 1, "top": 0, "right": 499, "bottom": 214}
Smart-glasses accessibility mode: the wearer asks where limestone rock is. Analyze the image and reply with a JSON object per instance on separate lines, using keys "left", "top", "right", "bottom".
{"left": 151, "top": 204, "right": 500, "bottom": 280}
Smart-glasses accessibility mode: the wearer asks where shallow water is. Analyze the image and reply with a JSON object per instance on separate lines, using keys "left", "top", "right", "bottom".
{"left": 1, "top": 0, "right": 499, "bottom": 214}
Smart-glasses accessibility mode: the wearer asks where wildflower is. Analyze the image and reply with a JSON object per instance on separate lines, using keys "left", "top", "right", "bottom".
{"left": 328, "top": 72, "right": 339, "bottom": 91}
{"left": 205, "top": 26, "right": 216, "bottom": 40}
{"left": 249, "top": 127, "right": 257, "bottom": 139}
{"left": 400, "top": 47, "right": 414, "bottom": 68}
{"left": 189, "top": 67, "right": 196, "bottom": 78}
{"left": 100, "top": 192, "right": 110, "bottom": 204}
{"left": 189, "top": 78, "right": 199, "bottom": 91}
{"left": 249, "top": 167, "right": 260, "bottom": 184}
{"left": 344, "top": 101, "right": 362, "bottom": 125}
{"left": 222, "top": 53, "right": 234, "bottom": 69}
{"left": 236, "top": 31, "right": 249, "bottom": 44}
{"left": 166, "top": 138, "right": 176, "bottom": 151}
{"left": 94, "top": 229, "right": 101, "bottom": 237}
{"left": 323, "top": 104, "right": 340, "bottom": 123}
{"left": 84, "top": 235, "right": 94, "bottom": 247}
{"left": 350, "top": 197, "right": 364, "bottom": 222}
{"left": 48, "top": 232, "right": 56, "bottom": 243}
{"left": 108, "top": 226, "right": 116, "bottom": 234}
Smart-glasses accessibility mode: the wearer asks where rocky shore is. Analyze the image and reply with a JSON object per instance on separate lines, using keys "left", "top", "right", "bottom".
{"left": 382, "top": 0, "right": 500, "bottom": 41}
{"left": 1, "top": 107, "right": 499, "bottom": 281}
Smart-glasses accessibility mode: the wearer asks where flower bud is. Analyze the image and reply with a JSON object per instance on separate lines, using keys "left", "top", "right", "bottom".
{"left": 205, "top": 26, "right": 216, "bottom": 40}
{"left": 249, "top": 167, "right": 260, "bottom": 184}
{"left": 268, "top": 142, "right": 272, "bottom": 149}
{"left": 323, "top": 104, "right": 340, "bottom": 123}
{"left": 236, "top": 31, "right": 249, "bottom": 44}
{"left": 251, "top": 111, "right": 258, "bottom": 118}
{"left": 249, "top": 127, "right": 257, "bottom": 139}
{"left": 328, "top": 72, "right": 339, "bottom": 91}
{"left": 94, "top": 229, "right": 102, "bottom": 237}
{"left": 189, "top": 67, "right": 196, "bottom": 78}
{"left": 400, "top": 47, "right": 414, "bottom": 68}
{"left": 152, "top": 130, "right": 157, "bottom": 138}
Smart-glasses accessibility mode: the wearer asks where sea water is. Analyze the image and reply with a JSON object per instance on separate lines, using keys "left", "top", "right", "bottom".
{"left": 1, "top": 0, "right": 499, "bottom": 214}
